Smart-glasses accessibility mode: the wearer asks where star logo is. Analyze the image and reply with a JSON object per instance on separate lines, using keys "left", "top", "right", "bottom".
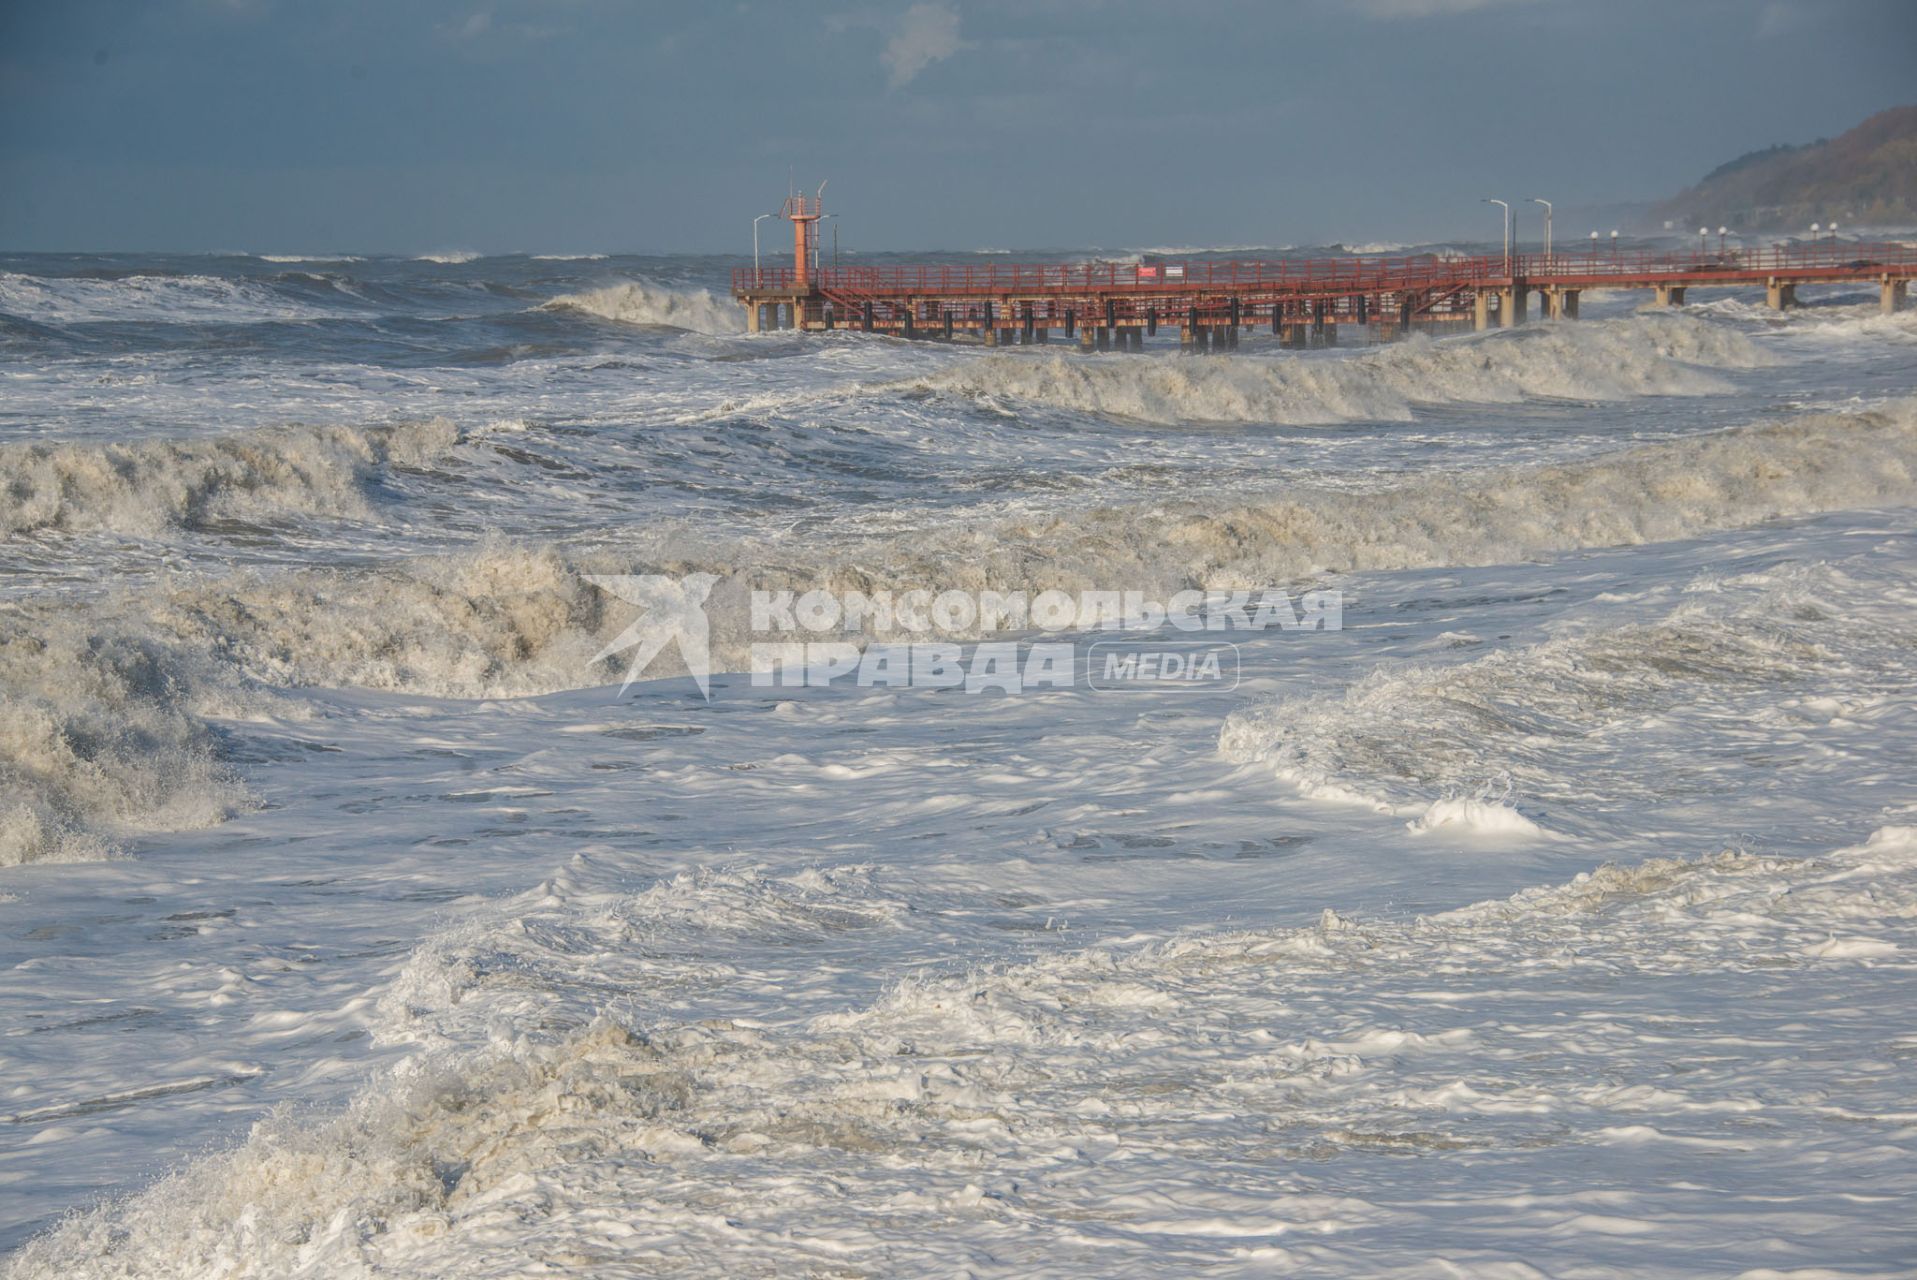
{"left": 584, "top": 572, "right": 720, "bottom": 699}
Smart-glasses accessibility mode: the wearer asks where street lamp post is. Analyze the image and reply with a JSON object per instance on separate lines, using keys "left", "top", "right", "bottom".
{"left": 1484, "top": 198, "right": 1511, "bottom": 276}
{"left": 1610, "top": 229, "right": 1620, "bottom": 261}
{"left": 815, "top": 212, "right": 839, "bottom": 279}
{"left": 1698, "top": 226, "right": 1709, "bottom": 257}
{"left": 1530, "top": 198, "right": 1553, "bottom": 269}
{"left": 752, "top": 212, "right": 774, "bottom": 277}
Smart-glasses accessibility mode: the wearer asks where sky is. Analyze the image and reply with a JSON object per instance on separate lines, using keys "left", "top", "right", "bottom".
{"left": 1, "top": 0, "right": 1913, "bottom": 254}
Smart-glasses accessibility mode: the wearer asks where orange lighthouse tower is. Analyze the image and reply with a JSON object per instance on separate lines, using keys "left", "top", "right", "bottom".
{"left": 782, "top": 182, "right": 825, "bottom": 289}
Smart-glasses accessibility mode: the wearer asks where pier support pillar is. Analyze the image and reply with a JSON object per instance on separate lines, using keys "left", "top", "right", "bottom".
{"left": 1035, "top": 326, "right": 1050, "bottom": 344}
{"left": 984, "top": 326, "right": 999, "bottom": 347}
{"left": 1311, "top": 300, "right": 1327, "bottom": 344}
{"left": 1079, "top": 326, "right": 1095, "bottom": 353}
{"left": 1766, "top": 279, "right": 1797, "bottom": 310}
{"left": 943, "top": 310, "right": 954, "bottom": 341}
{"left": 1882, "top": 278, "right": 1907, "bottom": 314}
{"left": 1195, "top": 327, "right": 1210, "bottom": 354}
{"left": 746, "top": 302, "right": 762, "bottom": 334}
{"left": 1497, "top": 286, "right": 1526, "bottom": 326}
{"left": 1652, "top": 285, "right": 1687, "bottom": 307}
{"left": 1132, "top": 328, "right": 1144, "bottom": 352}
{"left": 1225, "top": 325, "right": 1239, "bottom": 351}
{"left": 1180, "top": 326, "right": 1194, "bottom": 352}
{"left": 1095, "top": 327, "right": 1110, "bottom": 352}
{"left": 1474, "top": 291, "right": 1492, "bottom": 331}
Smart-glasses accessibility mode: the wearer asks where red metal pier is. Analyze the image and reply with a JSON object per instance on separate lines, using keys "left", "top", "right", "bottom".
{"left": 734, "top": 231, "right": 1917, "bottom": 351}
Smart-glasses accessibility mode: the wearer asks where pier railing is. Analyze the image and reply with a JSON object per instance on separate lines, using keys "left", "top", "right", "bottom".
{"left": 733, "top": 241, "right": 1917, "bottom": 295}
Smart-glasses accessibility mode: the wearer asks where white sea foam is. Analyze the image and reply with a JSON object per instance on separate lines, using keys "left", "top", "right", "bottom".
{"left": 415, "top": 251, "right": 482, "bottom": 265}
{"left": 1127, "top": 243, "right": 1291, "bottom": 256}
{"left": 14, "top": 828, "right": 1915, "bottom": 1276}
{"left": 1405, "top": 795, "right": 1553, "bottom": 839}
{"left": 0, "top": 419, "right": 461, "bottom": 537}
{"left": 917, "top": 314, "right": 1772, "bottom": 426}
{"left": 0, "top": 272, "right": 343, "bottom": 325}
{"left": 0, "top": 625, "right": 254, "bottom": 867}
{"left": 1220, "top": 559, "right": 1917, "bottom": 833}
{"left": 543, "top": 280, "right": 742, "bottom": 334}
{"left": 3, "top": 398, "right": 1910, "bottom": 867}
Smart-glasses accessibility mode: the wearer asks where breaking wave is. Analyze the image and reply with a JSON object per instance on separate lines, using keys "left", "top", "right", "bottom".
{"left": 917, "top": 313, "right": 1772, "bottom": 426}
{"left": 1219, "top": 560, "right": 1917, "bottom": 833}
{"left": 543, "top": 281, "right": 741, "bottom": 334}
{"left": 0, "top": 419, "right": 461, "bottom": 538}
{"left": 0, "top": 271, "right": 346, "bottom": 326}
{"left": 12, "top": 827, "right": 1915, "bottom": 1275}
{"left": 0, "top": 626, "right": 255, "bottom": 867}
{"left": 3, "top": 398, "right": 1911, "bottom": 865}
{"left": 775, "top": 396, "right": 1917, "bottom": 614}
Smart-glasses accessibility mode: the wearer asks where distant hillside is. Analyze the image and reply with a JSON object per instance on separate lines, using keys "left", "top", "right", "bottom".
{"left": 1654, "top": 105, "right": 1917, "bottom": 231}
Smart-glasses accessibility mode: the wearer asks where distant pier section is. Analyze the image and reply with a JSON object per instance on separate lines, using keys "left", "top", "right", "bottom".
{"left": 735, "top": 203, "right": 1916, "bottom": 351}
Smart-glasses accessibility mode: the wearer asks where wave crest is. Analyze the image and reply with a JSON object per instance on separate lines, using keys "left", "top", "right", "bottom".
{"left": 0, "top": 419, "right": 460, "bottom": 538}
{"left": 4, "top": 400, "right": 1912, "bottom": 864}
{"left": 1219, "top": 560, "right": 1916, "bottom": 833}
{"left": 0, "top": 271, "right": 344, "bottom": 325}
{"left": 918, "top": 314, "right": 1772, "bottom": 426}
{"left": 0, "top": 628, "right": 252, "bottom": 867}
{"left": 543, "top": 281, "right": 741, "bottom": 334}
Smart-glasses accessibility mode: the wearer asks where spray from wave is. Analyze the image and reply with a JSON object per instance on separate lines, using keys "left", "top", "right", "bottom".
{"left": 0, "top": 419, "right": 461, "bottom": 538}
{"left": 0, "top": 626, "right": 255, "bottom": 867}
{"left": 543, "top": 281, "right": 742, "bottom": 335}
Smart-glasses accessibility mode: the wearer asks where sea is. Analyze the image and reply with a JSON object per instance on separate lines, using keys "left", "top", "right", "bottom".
{"left": 2, "top": 243, "right": 1916, "bottom": 1276}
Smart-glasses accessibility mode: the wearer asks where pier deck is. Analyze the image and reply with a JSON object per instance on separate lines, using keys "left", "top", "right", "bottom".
{"left": 733, "top": 242, "right": 1917, "bottom": 350}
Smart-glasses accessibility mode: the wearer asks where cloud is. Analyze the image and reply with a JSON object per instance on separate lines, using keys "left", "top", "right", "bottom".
{"left": 1351, "top": 0, "right": 1544, "bottom": 17}
{"left": 882, "top": 3, "right": 962, "bottom": 89}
